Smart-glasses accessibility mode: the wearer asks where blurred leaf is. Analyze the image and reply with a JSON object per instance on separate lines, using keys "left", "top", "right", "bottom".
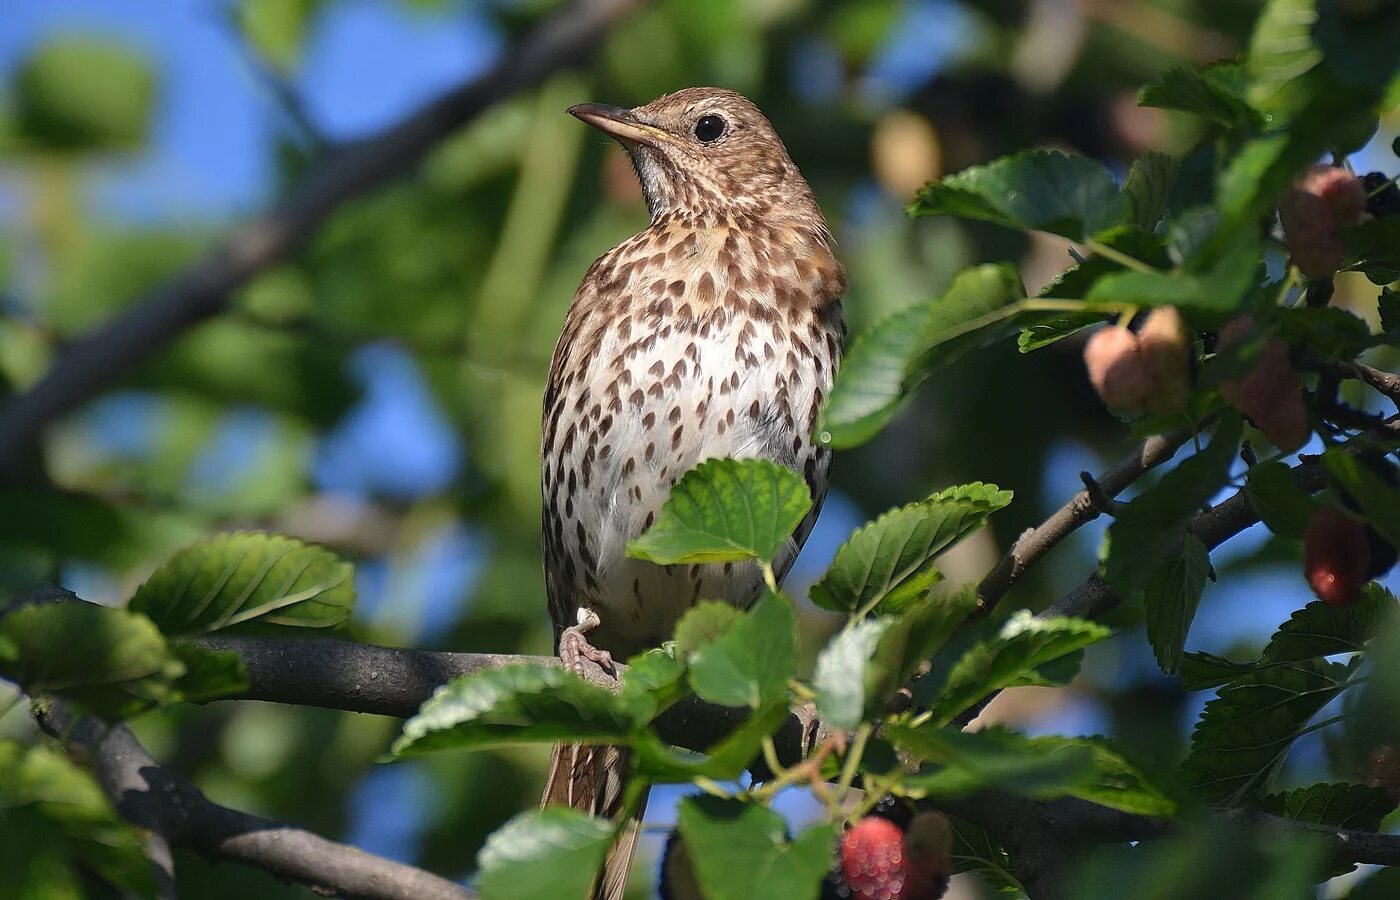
{"left": 1379, "top": 288, "right": 1400, "bottom": 333}
{"left": 677, "top": 796, "right": 832, "bottom": 900}
{"left": 673, "top": 601, "right": 742, "bottom": 656}
{"left": 1246, "top": 460, "right": 1319, "bottom": 539}
{"left": 685, "top": 591, "right": 795, "bottom": 709}
{"left": 48, "top": 233, "right": 200, "bottom": 334}
{"left": 1246, "top": 0, "right": 1323, "bottom": 118}
{"left": 820, "top": 264, "right": 1025, "bottom": 448}
{"left": 235, "top": 0, "right": 318, "bottom": 71}
{"left": 1276, "top": 307, "right": 1375, "bottom": 360}
{"left": 1017, "top": 311, "right": 1106, "bottom": 352}
{"left": 1260, "top": 782, "right": 1396, "bottom": 832}
{"left": 1342, "top": 218, "right": 1400, "bottom": 284}
{"left": 813, "top": 618, "right": 891, "bottom": 730}
{"left": 1343, "top": 589, "right": 1400, "bottom": 756}
{"left": 0, "top": 487, "right": 203, "bottom": 570}
{"left": 617, "top": 645, "right": 687, "bottom": 723}
{"left": 130, "top": 532, "right": 354, "bottom": 634}
{"left": 168, "top": 643, "right": 249, "bottom": 704}
{"left": 14, "top": 39, "right": 156, "bottom": 152}
{"left": 1144, "top": 534, "right": 1211, "bottom": 675}
{"left": 871, "top": 584, "right": 980, "bottom": 691}
{"left": 0, "top": 739, "right": 155, "bottom": 896}
{"left": 1103, "top": 414, "right": 1243, "bottom": 601}
{"left": 1085, "top": 237, "right": 1260, "bottom": 314}
{"left": 1123, "top": 152, "right": 1180, "bottom": 230}
{"left": 392, "top": 664, "right": 636, "bottom": 757}
{"left": 1324, "top": 451, "right": 1400, "bottom": 548}
{"left": 1138, "top": 63, "right": 1257, "bottom": 127}
{"left": 892, "top": 724, "right": 1175, "bottom": 815}
{"left": 925, "top": 611, "right": 1111, "bottom": 726}
{"left": 1180, "top": 657, "right": 1357, "bottom": 804}
{"left": 909, "top": 150, "right": 1128, "bottom": 240}
{"left": 476, "top": 807, "right": 615, "bottom": 900}
{"left": 1347, "top": 868, "right": 1400, "bottom": 899}
{"left": 626, "top": 459, "right": 811, "bottom": 565}
{"left": 810, "top": 482, "right": 1012, "bottom": 614}
{"left": 1073, "top": 819, "right": 1326, "bottom": 900}
{"left": 0, "top": 600, "right": 182, "bottom": 719}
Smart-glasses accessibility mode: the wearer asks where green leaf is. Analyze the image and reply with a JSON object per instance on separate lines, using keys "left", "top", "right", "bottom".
{"left": 617, "top": 645, "right": 687, "bottom": 724}
{"left": 1138, "top": 62, "right": 1256, "bottom": 127}
{"left": 1180, "top": 657, "right": 1357, "bottom": 804}
{"left": 813, "top": 619, "right": 891, "bottom": 730}
{"left": 1324, "top": 451, "right": 1400, "bottom": 548}
{"left": 633, "top": 701, "right": 790, "bottom": 782}
{"left": 0, "top": 601, "right": 183, "bottom": 720}
{"left": 1018, "top": 311, "right": 1106, "bottom": 352}
{"left": 168, "top": 643, "right": 249, "bottom": 704}
{"left": 1084, "top": 238, "right": 1260, "bottom": 314}
{"left": 476, "top": 808, "right": 616, "bottom": 900}
{"left": 871, "top": 585, "right": 981, "bottom": 690}
{"left": 626, "top": 459, "right": 811, "bottom": 565}
{"left": 892, "top": 725, "right": 1175, "bottom": 815}
{"left": 948, "top": 819, "right": 1022, "bottom": 894}
{"left": 0, "top": 740, "right": 157, "bottom": 896}
{"left": 1261, "top": 783, "right": 1397, "bottom": 833}
{"left": 819, "top": 264, "right": 1025, "bottom": 448}
{"left": 1144, "top": 535, "right": 1211, "bottom": 676}
{"left": 1247, "top": 0, "right": 1323, "bottom": 118}
{"left": 686, "top": 591, "right": 796, "bottom": 709}
{"left": 1103, "top": 414, "right": 1243, "bottom": 601}
{"left": 1276, "top": 306, "right": 1376, "bottom": 361}
{"left": 1246, "top": 460, "right": 1319, "bottom": 540}
{"left": 677, "top": 797, "right": 833, "bottom": 900}
{"left": 1123, "top": 152, "right": 1180, "bottom": 230}
{"left": 1379, "top": 288, "right": 1400, "bottom": 333}
{"left": 909, "top": 149, "right": 1129, "bottom": 240}
{"left": 1346, "top": 868, "right": 1400, "bottom": 900}
{"left": 129, "top": 531, "right": 355, "bottom": 634}
{"left": 925, "top": 611, "right": 1111, "bottom": 726}
{"left": 1179, "top": 588, "right": 1394, "bottom": 690}
{"left": 14, "top": 40, "right": 157, "bottom": 152}
{"left": 810, "top": 482, "right": 1012, "bottom": 614}
{"left": 235, "top": 0, "right": 316, "bottom": 71}
{"left": 391, "top": 664, "right": 637, "bottom": 757}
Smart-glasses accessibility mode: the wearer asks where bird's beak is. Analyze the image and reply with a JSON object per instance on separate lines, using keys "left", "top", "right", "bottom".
{"left": 568, "top": 103, "right": 672, "bottom": 147}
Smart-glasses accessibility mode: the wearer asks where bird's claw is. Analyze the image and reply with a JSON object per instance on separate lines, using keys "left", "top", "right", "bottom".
{"left": 560, "top": 608, "right": 614, "bottom": 676}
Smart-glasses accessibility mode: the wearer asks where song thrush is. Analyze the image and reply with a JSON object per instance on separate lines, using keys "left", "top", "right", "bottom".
{"left": 540, "top": 87, "right": 845, "bottom": 898}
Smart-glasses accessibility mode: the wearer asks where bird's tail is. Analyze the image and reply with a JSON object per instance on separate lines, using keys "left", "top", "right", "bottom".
{"left": 542, "top": 742, "right": 648, "bottom": 900}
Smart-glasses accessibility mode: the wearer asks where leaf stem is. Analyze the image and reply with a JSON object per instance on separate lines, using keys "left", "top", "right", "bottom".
{"left": 1085, "top": 239, "right": 1160, "bottom": 275}
{"left": 836, "top": 722, "right": 872, "bottom": 802}
{"left": 761, "top": 561, "right": 779, "bottom": 595}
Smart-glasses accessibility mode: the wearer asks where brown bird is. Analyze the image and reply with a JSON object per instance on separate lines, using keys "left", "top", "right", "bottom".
{"left": 540, "top": 87, "right": 845, "bottom": 898}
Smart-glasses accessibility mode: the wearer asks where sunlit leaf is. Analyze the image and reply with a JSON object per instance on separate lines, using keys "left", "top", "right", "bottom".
{"left": 476, "top": 808, "right": 616, "bottom": 900}
{"left": 685, "top": 591, "right": 795, "bottom": 709}
{"left": 627, "top": 459, "right": 811, "bottom": 565}
{"left": 813, "top": 618, "right": 891, "bottom": 730}
{"left": 678, "top": 796, "right": 833, "bottom": 900}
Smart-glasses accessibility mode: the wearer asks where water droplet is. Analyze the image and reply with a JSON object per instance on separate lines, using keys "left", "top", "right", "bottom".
{"left": 818, "top": 430, "right": 833, "bottom": 445}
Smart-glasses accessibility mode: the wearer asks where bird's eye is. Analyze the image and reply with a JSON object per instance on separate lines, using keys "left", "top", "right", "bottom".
{"left": 693, "top": 114, "right": 727, "bottom": 143}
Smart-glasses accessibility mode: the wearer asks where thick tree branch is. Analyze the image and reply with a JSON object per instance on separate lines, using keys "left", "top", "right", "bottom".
{"left": 33, "top": 700, "right": 475, "bottom": 900}
{"left": 0, "top": 0, "right": 642, "bottom": 467}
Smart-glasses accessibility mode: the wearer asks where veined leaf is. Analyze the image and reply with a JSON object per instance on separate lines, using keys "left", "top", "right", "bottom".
{"left": 1123, "top": 152, "right": 1180, "bottom": 230}
{"left": 130, "top": 531, "right": 354, "bottom": 634}
{"left": 678, "top": 797, "right": 833, "bottom": 900}
{"left": 813, "top": 619, "right": 891, "bottom": 730}
{"left": 685, "top": 591, "right": 796, "bottom": 709}
{"left": 1144, "top": 535, "right": 1211, "bottom": 676}
{"left": 476, "top": 808, "right": 616, "bottom": 900}
{"left": 627, "top": 459, "right": 811, "bottom": 565}
{"left": 925, "top": 611, "right": 1111, "bottom": 726}
{"left": 819, "top": 264, "right": 1024, "bottom": 448}
{"left": 1138, "top": 63, "right": 1257, "bottom": 127}
{"left": 1260, "top": 782, "right": 1396, "bottom": 833}
{"left": 948, "top": 819, "right": 1022, "bottom": 894}
{"left": 1245, "top": 460, "right": 1318, "bottom": 539}
{"left": 391, "top": 664, "right": 637, "bottom": 757}
{"left": 1324, "top": 451, "right": 1400, "bottom": 549}
{"left": 909, "top": 149, "right": 1128, "bottom": 239}
{"left": 810, "top": 482, "right": 1012, "bottom": 614}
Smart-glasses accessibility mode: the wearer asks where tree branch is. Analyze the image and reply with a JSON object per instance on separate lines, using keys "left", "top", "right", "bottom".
{"left": 0, "top": 0, "right": 642, "bottom": 467}
{"left": 33, "top": 700, "right": 476, "bottom": 900}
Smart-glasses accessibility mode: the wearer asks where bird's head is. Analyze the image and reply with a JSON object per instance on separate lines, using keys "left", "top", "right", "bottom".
{"left": 569, "top": 87, "right": 821, "bottom": 226}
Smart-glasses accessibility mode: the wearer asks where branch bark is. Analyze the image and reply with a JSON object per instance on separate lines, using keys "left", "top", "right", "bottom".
{"left": 0, "top": 0, "right": 643, "bottom": 468}
{"left": 34, "top": 700, "right": 476, "bottom": 900}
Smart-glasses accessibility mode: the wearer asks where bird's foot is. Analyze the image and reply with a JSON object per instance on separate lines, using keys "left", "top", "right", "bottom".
{"left": 560, "top": 608, "right": 614, "bottom": 677}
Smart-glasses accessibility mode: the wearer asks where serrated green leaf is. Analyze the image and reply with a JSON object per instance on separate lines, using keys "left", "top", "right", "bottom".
{"left": 1104, "top": 414, "right": 1243, "bottom": 601}
{"left": 678, "top": 797, "right": 833, "bottom": 900}
{"left": 871, "top": 584, "right": 981, "bottom": 691}
{"left": 1144, "top": 535, "right": 1211, "bottom": 676}
{"left": 892, "top": 725, "right": 1175, "bottom": 815}
{"left": 672, "top": 600, "right": 742, "bottom": 655}
{"left": 1276, "top": 306, "right": 1376, "bottom": 361}
{"left": 1018, "top": 311, "right": 1106, "bottom": 352}
{"left": 1379, "top": 288, "right": 1400, "bottom": 333}
{"left": 1180, "top": 657, "right": 1357, "bottom": 804}
{"left": 1138, "top": 63, "right": 1257, "bottom": 127}
{"left": 627, "top": 459, "right": 811, "bottom": 565}
{"left": 925, "top": 611, "right": 1111, "bottom": 726}
{"left": 130, "top": 531, "right": 354, "bottom": 634}
{"left": 476, "top": 808, "right": 616, "bottom": 900}
{"left": 1084, "top": 239, "right": 1259, "bottom": 314}
{"left": 1246, "top": 460, "right": 1319, "bottom": 539}
{"left": 1123, "top": 152, "right": 1180, "bottom": 230}
{"left": 1324, "top": 450, "right": 1400, "bottom": 549}
{"left": 1261, "top": 782, "right": 1397, "bottom": 832}
{"left": 0, "top": 601, "right": 183, "bottom": 720}
{"left": 686, "top": 591, "right": 795, "bottom": 709}
{"left": 617, "top": 645, "right": 687, "bottom": 724}
{"left": 1178, "top": 652, "right": 1258, "bottom": 691}
{"left": 819, "top": 264, "right": 1025, "bottom": 448}
{"left": 909, "top": 149, "right": 1129, "bottom": 239}
{"left": 810, "top": 482, "right": 1012, "bottom": 614}
{"left": 0, "top": 740, "right": 157, "bottom": 896}
{"left": 391, "top": 664, "right": 637, "bottom": 757}
{"left": 633, "top": 701, "right": 790, "bottom": 782}
{"left": 813, "top": 619, "right": 891, "bottom": 730}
